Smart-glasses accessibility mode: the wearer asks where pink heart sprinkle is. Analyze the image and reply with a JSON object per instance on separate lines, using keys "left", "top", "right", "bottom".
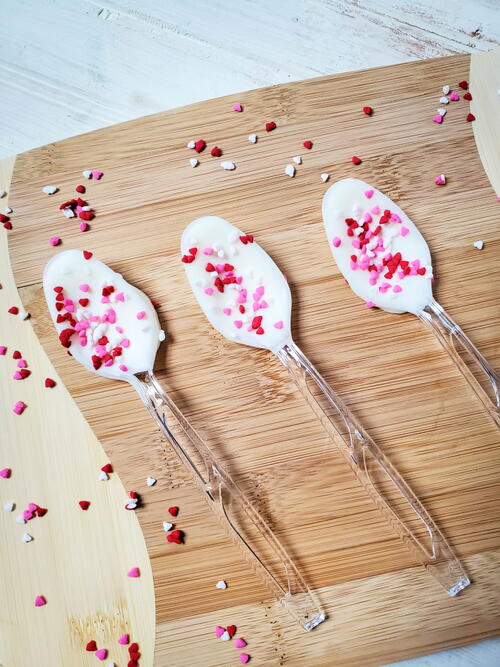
{"left": 449, "top": 91, "right": 459, "bottom": 101}
{"left": 127, "top": 567, "right": 140, "bottom": 578}
{"left": 432, "top": 115, "right": 443, "bottom": 124}
{"left": 119, "top": 364, "right": 128, "bottom": 372}
{"left": 235, "top": 638, "right": 247, "bottom": 649}
{"left": 79, "top": 222, "right": 88, "bottom": 232}
{"left": 76, "top": 205, "right": 83, "bottom": 214}
{"left": 332, "top": 236, "right": 341, "bottom": 248}
{"left": 274, "top": 321, "right": 283, "bottom": 329}
{"left": 260, "top": 300, "right": 268, "bottom": 309}
{"left": 101, "top": 296, "right": 110, "bottom": 304}
{"left": 204, "top": 288, "right": 214, "bottom": 296}
{"left": 95, "top": 648, "right": 107, "bottom": 660}
{"left": 434, "top": 174, "right": 446, "bottom": 185}
{"left": 363, "top": 212, "right": 372, "bottom": 223}
{"left": 235, "top": 276, "right": 243, "bottom": 284}
{"left": 0, "top": 468, "right": 11, "bottom": 478}
{"left": 28, "top": 502, "right": 37, "bottom": 511}
{"left": 34, "top": 595, "right": 46, "bottom": 607}
{"left": 239, "top": 653, "right": 250, "bottom": 664}
{"left": 233, "top": 320, "right": 243, "bottom": 329}
{"left": 121, "top": 338, "right": 130, "bottom": 348}
{"left": 364, "top": 189, "right": 374, "bottom": 199}
{"left": 92, "top": 170, "right": 103, "bottom": 180}
{"left": 13, "top": 371, "right": 23, "bottom": 380}
{"left": 115, "top": 292, "right": 125, "bottom": 302}
{"left": 233, "top": 103, "right": 243, "bottom": 112}
{"left": 371, "top": 205, "right": 380, "bottom": 215}
{"left": 365, "top": 301, "right": 376, "bottom": 308}
{"left": 118, "top": 633, "right": 129, "bottom": 645}
{"left": 393, "top": 285, "right": 403, "bottom": 293}
{"left": 79, "top": 284, "right": 89, "bottom": 292}
{"left": 223, "top": 308, "right": 232, "bottom": 315}
{"left": 215, "top": 264, "right": 224, "bottom": 273}
{"left": 203, "top": 247, "right": 213, "bottom": 255}
{"left": 0, "top": 346, "right": 7, "bottom": 355}
{"left": 49, "top": 236, "right": 60, "bottom": 246}
{"left": 137, "top": 311, "right": 146, "bottom": 320}
{"left": 252, "top": 302, "right": 260, "bottom": 312}
{"left": 215, "top": 626, "right": 225, "bottom": 638}
{"left": 115, "top": 326, "right": 124, "bottom": 334}
{"left": 400, "top": 226, "right": 409, "bottom": 237}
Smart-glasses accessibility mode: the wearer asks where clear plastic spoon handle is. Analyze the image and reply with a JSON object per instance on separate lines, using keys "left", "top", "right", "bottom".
{"left": 418, "top": 300, "right": 500, "bottom": 428}
{"left": 129, "top": 370, "right": 326, "bottom": 631}
{"left": 275, "top": 341, "right": 470, "bottom": 597}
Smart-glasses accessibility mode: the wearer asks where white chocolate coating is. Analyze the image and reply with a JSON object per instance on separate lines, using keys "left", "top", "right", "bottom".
{"left": 322, "top": 178, "right": 433, "bottom": 314}
{"left": 181, "top": 216, "right": 292, "bottom": 353}
{"left": 43, "top": 249, "right": 162, "bottom": 380}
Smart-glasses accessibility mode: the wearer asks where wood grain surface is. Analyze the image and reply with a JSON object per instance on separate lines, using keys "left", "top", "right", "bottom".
{"left": 6, "top": 52, "right": 500, "bottom": 665}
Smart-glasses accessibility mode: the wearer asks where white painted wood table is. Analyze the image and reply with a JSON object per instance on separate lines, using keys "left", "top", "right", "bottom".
{"left": 1, "top": 2, "right": 499, "bottom": 665}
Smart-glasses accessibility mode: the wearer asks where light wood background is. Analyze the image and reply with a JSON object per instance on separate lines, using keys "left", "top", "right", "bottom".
{"left": 2, "top": 50, "right": 500, "bottom": 666}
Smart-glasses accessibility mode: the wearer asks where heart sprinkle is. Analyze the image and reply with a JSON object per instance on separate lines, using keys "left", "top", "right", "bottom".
{"left": 449, "top": 91, "right": 460, "bottom": 101}
{"left": 220, "top": 161, "right": 236, "bottom": 170}
{"left": 434, "top": 174, "right": 446, "bottom": 186}
{"left": 0, "top": 468, "right": 11, "bottom": 478}
{"left": 101, "top": 463, "right": 113, "bottom": 473}
{"left": 320, "top": 173, "right": 329, "bottom": 183}
{"left": 162, "top": 521, "right": 173, "bottom": 531}
{"left": 210, "top": 146, "right": 222, "bottom": 157}
{"left": 351, "top": 156, "right": 362, "bottom": 165}
{"left": 189, "top": 158, "right": 199, "bottom": 168}
{"left": 439, "top": 96, "right": 449, "bottom": 104}
{"left": 13, "top": 401, "right": 26, "bottom": 415}
{"left": 466, "top": 113, "right": 476, "bottom": 122}
{"left": 232, "top": 103, "right": 243, "bottom": 112}
{"left": 239, "top": 653, "right": 250, "bottom": 664}
{"left": 4, "top": 502, "right": 14, "bottom": 511}
{"left": 167, "top": 529, "right": 183, "bottom": 544}
{"left": 168, "top": 506, "right": 179, "bottom": 517}
{"left": 215, "top": 626, "right": 225, "bottom": 638}
{"left": 265, "top": 121, "right": 277, "bottom": 132}
{"left": 42, "top": 185, "right": 58, "bottom": 195}
{"left": 95, "top": 648, "right": 108, "bottom": 660}
{"left": 464, "top": 92, "right": 472, "bottom": 101}
{"left": 284, "top": 164, "right": 295, "bottom": 178}
{"left": 234, "top": 638, "right": 247, "bottom": 648}
{"left": 49, "top": 236, "right": 61, "bottom": 246}
{"left": 248, "top": 134, "right": 257, "bottom": 143}
{"left": 442, "top": 85, "right": 450, "bottom": 95}
{"left": 303, "top": 140, "right": 313, "bottom": 149}
{"left": 459, "top": 80, "right": 468, "bottom": 90}
{"left": 86, "top": 640, "right": 97, "bottom": 651}
{"left": 227, "top": 625, "right": 236, "bottom": 638}
{"left": 22, "top": 532, "right": 33, "bottom": 542}
{"left": 292, "top": 155, "right": 302, "bottom": 165}
{"left": 79, "top": 500, "right": 90, "bottom": 510}
{"left": 194, "top": 140, "right": 206, "bottom": 153}
{"left": 362, "top": 106, "right": 373, "bottom": 115}
{"left": 432, "top": 114, "right": 443, "bottom": 124}
{"left": 118, "top": 634, "right": 129, "bottom": 645}
{"left": 82, "top": 170, "right": 92, "bottom": 179}
{"left": 216, "top": 580, "right": 227, "bottom": 589}
{"left": 220, "top": 631, "right": 231, "bottom": 641}
{"left": 146, "top": 476, "right": 156, "bottom": 486}
{"left": 127, "top": 567, "right": 140, "bottom": 578}
{"left": 473, "top": 240, "right": 484, "bottom": 250}
{"left": 34, "top": 595, "right": 46, "bottom": 607}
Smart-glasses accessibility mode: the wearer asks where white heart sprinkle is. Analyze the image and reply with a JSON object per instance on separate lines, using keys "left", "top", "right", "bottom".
{"left": 293, "top": 155, "right": 302, "bottom": 165}
{"left": 163, "top": 521, "right": 173, "bottom": 531}
{"left": 0, "top": 189, "right": 6, "bottom": 198}
{"left": 221, "top": 161, "right": 236, "bottom": 170}
{"left": 4, "top": 207, "right": 12, "bottom": 214}
{"left": 126, "top": 501, "right": 138, "bottom": 510}
{"left": 16, "top": 515, "right": 25, "bottom": 524}
{"left": 473, "top": 240, "right": 484, "bottom": 250}
{"left": 22, "top": 532, "right": 33, "bottom": 542}
{"left": 248, "top": 134, "right": 257, "bottom": 143}
{"left": 217, "top": 249, "right": 225, "bottom": 258}
{"left": 146, "top": 476, "right": 156, "bottom": 486}
{"left": 442, "top": 85, "right": 450, "bottom": 95}
{"left": 107, "top": 662, "right": 116, "bottom": 667}
{"left": 82, "top": 170, "right": 92, "bottom": 179}
{"left": 159, "top": 330, "right": 166, "bottom": 342}
{"left": 18, "top": 311, "right": 30, "bottom": 320}
{"left": 81, "top": 205, "right": 91, "bottom": 211}
{"left": 285, "top": 164, "right": 295, "bottom": 178}
{"left": 321, "top": 173, "right": 329, "bottom": 183}
{"left": 220, "top": 631, "right": 231, "bottom": 641}
{"left": 3, "top": 502, "right": 14, "bottom": 512}
{"left": 437, "top": 108, "right": 447, "bottom": 116}
{"left": 62, "top": 208, "right": 75, "bottom": 218}
{"left": 190, "top": 158, "right": 199, "bottom": 168}
{"left": 99, "top": 471, "right": 109, "bottom": 481}
{"left": 215, "top": 580, "right": 227, "bottom": 589}
{"left": 187, "top": 140, "right": 196, "bottom": 149}
{"left": 42, "top": 185, "right": 58, "bottom": 195}
{"left": 439, "top": 96, "right": 449, "bottom": 104}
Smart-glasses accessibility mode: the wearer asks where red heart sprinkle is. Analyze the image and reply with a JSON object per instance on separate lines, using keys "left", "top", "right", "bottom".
{"left": 463, "top": 92, "right": 472, "bottom": 100}
{"left": 59, "top": 328, "right": 75, "bottom": 348}
{"left": 79, "top": 211, "right": 94, "bottom": 221}
{"left": 129, "top": 643, "right": 139, "bottom": 653}
{"left": 101, "top": 463, "right": 113, "bottom": 473}
{"left": 86, "top": 640, "right": 97, "bottom": 651}
{"left": 303, "top": 140, "right": 313, "bottom": 149}
{"left": 97, "top": 336, "right": 109, "bottom": 345}
{"left": 19, "top": 368, "right": 31, "bottom": 379}
{"left": 205, "top": 262, "right": 215, "bottom": 272}
{"left": 8, "top": 306, "right": 19, "bottom": 315}
{"left": 227, "top": 625, "right": 236, "bottom": 638}
{"left": 45, "top": 378, "right": 56, "bottom": 388}
{"left": 127, "top": 661, "right": 138, "bottom": 667}
{"left": 265, "top": 121, "right": 277, "bottom": 132}
{"left": 79, "top": 298, "right": 89, "bottom": 307}
{"left": 210, "top": 146, "right": 222, "bottom": 157}
{"left": 36, "top": 507, "right": 48, "bottom": 517}
{"left": 251, "top": 316, "right": 262, "bottom": 329}
{"left": 167, "top": 529, "right": 183, "bottom": 544}
{"left": 129, "top": 652, "right": 140, "bottom": 660}
{"left": 75, "top": 185, "right": 85, "bottom": 193}
{"left": 459, "top": 80, "right": 468, "bottom": 89}
{"left": 256, "top": 327, "right": 264, "bottom": 335}
{"left": 92, "top": 355, "right": 102, "bottom": 370}
{"left": 55, "top": 303, "right": 63, "bottom": 311}
{"left": 129, "top": 491, "right": 138, "bottom": 499}
{"left": 466, "top": 113, "right": 476, "bottom": 122}
{"left": 3, "top": 221, "right": 12, "bottom": 230}
{"left": 53, "top": 286, "right": 63, "bottom": 293}
{"left": 0, "top": 213, "right": 9, "bottom": 222}
{"left": 362, "top": 106, "right": 373, "bottom": 115}
{"left": 79, "top": 500, "right": 90, "bottom": 510}
{"left": 351, "top": 156, "right": 362, "bottom": 165}
{"left": 168, "top": 506, "right": 179, "bottom": 517}
{"left": 83, "top": 251, "right": 93, "bottom": 260}
{"left": 194, "top": 139, "right": 206, "bottom": 153}
{"left": 13, "top": 350, "right": 22, "bottom": 359}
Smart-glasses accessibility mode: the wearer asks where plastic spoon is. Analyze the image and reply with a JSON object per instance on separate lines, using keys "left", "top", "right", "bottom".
{"left": 43, "top": 249, "right": 325, "bottom": 631}
{"left": 322, "top": 178, "right": 499, "bottom": 427}
{"left": 182, "top": 216, "right": 469, "bottom": 596}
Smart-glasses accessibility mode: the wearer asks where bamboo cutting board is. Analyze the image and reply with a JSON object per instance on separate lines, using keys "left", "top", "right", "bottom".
{"left": 6, "top": 51, "right": 500, "bottom": 665}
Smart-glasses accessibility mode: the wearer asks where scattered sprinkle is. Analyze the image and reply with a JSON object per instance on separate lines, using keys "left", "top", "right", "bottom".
{"left": 146, "top": 476, "right": 156, "bottom": 486}
{"left": 3, "top": 502, "right": 14, "bottom": 511}
{"left": 13, "top": 401, "right": 26, "bottom": 415}
{"left": 216, "top": 580, "right": 227, "bottom": 589}
{"left": 210, "top": 146, "right": 222, "bottom": 157}
{"left": 284, "top": 164, "right": 295, "bottom": 178}
{"left": 75, "top": 185, "right": 86, "bottom": 194}
{"left": 83, "top": 250, "right": 93, "bottom": 260}
{"left": 168, "top": 506, "right": 179, "bottom": 517}
{"left": 439, "top": 96, "right": 449, "bottom": 104}
{"left": 18, "top": 310, "right": 30, "bottom": 321}
{"left": 101, "top": 463, "right": 113, "bottom": 474}
{"left": 79, "top": 500, "right": 90, "bottom": 510}
{"left": 127, "top": 567, "right": 140, "bottom": 578}
{"left": 459, "top": 80, "right": 468, "bottom": 90}
{"left": 92, "top": 171, "right": 103, "bottom": 180}
{"left": 303, "top": 140, "right": 313, "bottom": 149}
{"left": 265, "top": 121, "right": 277, "bottom": 132}
{"left": 194, "top": 140, "right": 206, "bottom": 153}
{"left": 42, "top": 186, "right": 58, "bottom": 195}
{"left": 0, "top": 346, "right": 6, "bottom": 355}
{"left": 95, "top": 648, "right": 107, "bottom": 661}
{"left": 190, "top": 158, "right": 199, "bottom": 168}
{"left": 434, "top": 174, "right": 446, "bottom": 186}
{"left": 233, "top": 103, "right": 243, "bottom": 112}
{"left": 248, "top": 134, "right": 257, "bottom": 143}
{"left": 167, "top": 529, "right": 183, "bottom": 544}
{"left": 82, "top": 170, "right": 92, "bottom": 179}
{"left": 292, "top": 155, "right": 302, "bottom": 165}
{"left": 239, "top": 653, "right": 250, "bottom": 664}
{"left": 320, "top": 173, "right": 329, "bottom": 183}
{"left": 473, "top": 240, "right": 484, "bottom": 250}
{"left": 362, "top": 106, "right": 373, "bottom": 116}
{"left": 235, "top": 638, "right": 247, "bottom": 649}
{"left": 442, "top": 85, "right": 450, "bottom": 95}
{"left": 49, "top": 236, "right": 61, "bottom": 246}
{"left": 466, "top": 113, "right": 476, "bottom": 122}
{"left": 8, "top": 306, "right": 19, "bottom": 315}
{"left": 351, "top": 156, "right": 362, "bottom": 165}
{"left": 0, "top": 468, "right": 11, "bottom": 478}
{"left": 449, "top": 91, "right": 459, "bottom": 101}
{"left": 34, "top": 595, "right": 46, "bottom": 607}
{"left": 437, "top": 108, "right": 447, "bottom": 117}
{"left": 45, "top": 377, "right": 56, "bottom": 388}
{"left": 86, "top": 640, "right": 97, "bottom": 651}
{"left": 215, "top": 626, "right": 225, "bottom": 638}
{"left": 4, "top": 207, "right": 12, "bottom": 214}
{"left": 464, "top": 92, "right": 472, "bottom": 101}
{"left": 221, "top": 161, "right": 236, "bottom": 170}
{"left": 0, "top": 189, "right": 5, "bottom": 198}
{"left": 22, "top": 532, "right": 33, "bottom": 543}
{"left": 432, "top": 115, "right": 443, "bottom": 124}
{"left": 118, "top": 634, "right": 129, "bottom": 645}
{"left": 365, "top": 301, "right": 376, "bottom": 308}
{"left": 99, "top": 471, "right": 109, "bottom": 481}
{"left": 162, "top": 521, "right": 173, "bottom": 531}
